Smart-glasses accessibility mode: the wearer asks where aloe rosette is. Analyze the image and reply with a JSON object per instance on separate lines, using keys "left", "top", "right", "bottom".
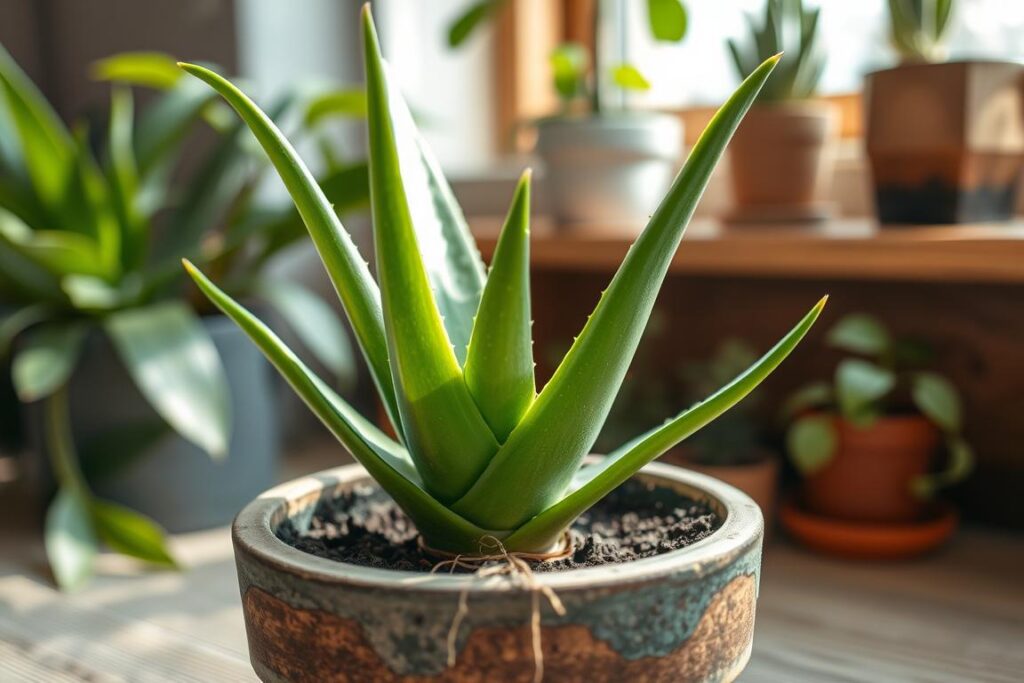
{"left": 181, "top": 6, "right": 826, "bottom": 554}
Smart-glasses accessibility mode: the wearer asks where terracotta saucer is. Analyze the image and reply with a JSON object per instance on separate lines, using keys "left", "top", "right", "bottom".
{"left": 780, "top": 496, "right": 958, "bottom": 560}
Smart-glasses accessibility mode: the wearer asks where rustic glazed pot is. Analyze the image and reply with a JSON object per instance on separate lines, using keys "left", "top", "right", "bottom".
{"left": 864, "top": 60, "right": 1024, "bottom": 224}
{"left": 534, "top": 113, "right": 682, "bottom": 230}
{"left": 666, "top": 449, "right": 780, "bottom": 536}
{"left": 727, "top": 101, "right": 837, "bottom": 223}
{"left": 802, "top": 415, "right": 939, "bottom": 523}
{"left": 233, "top": 461, "right": 764, "bottom": 682}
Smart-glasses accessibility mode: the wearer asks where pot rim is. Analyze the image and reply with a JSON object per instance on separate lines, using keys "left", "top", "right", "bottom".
{"left": 232, "top": 461, "right": 763, "bottom": 594}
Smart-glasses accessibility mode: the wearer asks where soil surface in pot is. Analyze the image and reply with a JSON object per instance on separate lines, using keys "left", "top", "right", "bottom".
{"left": 277, "top": 479, "right": 719, "bottom": 572}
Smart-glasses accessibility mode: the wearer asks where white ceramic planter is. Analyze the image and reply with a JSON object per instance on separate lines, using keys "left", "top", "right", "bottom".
{"left": 233, "top": 461, "right": 763, "bottom": 682}
{"left": 535, "top": 114, "right": 683, "bottom": 231}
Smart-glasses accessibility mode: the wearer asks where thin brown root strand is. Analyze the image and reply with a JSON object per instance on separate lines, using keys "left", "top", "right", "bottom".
{"left": 430, "top": 535, "right": 569, "bottom": 682}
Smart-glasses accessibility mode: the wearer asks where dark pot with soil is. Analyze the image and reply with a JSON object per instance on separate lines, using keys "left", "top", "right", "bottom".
{"left": 235, "top": 462, "right": 763, "bottom": 682}
{"left": 781, "top": 314, "right": 973, "bottom": 559}
{"left": 181, "top": 9, "right": 824, "bottom": 679}
{"left": 866, "top": 0, "right": 1024, "bottom": 224}
{"left": 865, "top": 60, "right": 1024, "bottom": 224}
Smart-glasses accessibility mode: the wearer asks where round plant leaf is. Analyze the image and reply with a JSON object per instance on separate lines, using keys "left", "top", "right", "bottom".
{"left": 90, "top": 499, "right": 178, "bottom": 568}
{"left": 45, "top": 487, "right": 98, "bottom": 591}
{"left": 826, "top": 313, "right": 891, "bottom": 357}
{"left": 647, "top": 0, "right": 688, "bottom": 42}
{"left": 787, "top": 414, "right": 837, "bottom": 475}
{"left": 835, "top": 358, "right": 895, "bottom": 422}
{"left": 611, "top": 64, "right": 651, "bottom": 91}
{"left": 911, "top": 371, "right": 961, "bottom": 432}
{"left": 780, "top": 380, "right": 832, "bottom": 419}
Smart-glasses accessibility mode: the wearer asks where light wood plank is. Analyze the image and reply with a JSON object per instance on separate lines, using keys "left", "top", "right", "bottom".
{"left": 472, "top": 217, "right": 1024, "bottom": 283}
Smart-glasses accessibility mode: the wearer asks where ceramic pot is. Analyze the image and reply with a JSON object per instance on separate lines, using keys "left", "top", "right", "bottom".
{"left": 727, "top": 101, "right": 837, "bottom": 223}
{"left": 23, "top": 315, "right": 280, "bottom": 532}
{"left": 802, "top": 415, "right": 939, "bottom": 523}
{"left": 666, "top": 449, "right": 780, "bottom": 534}
{"left": 865, "top": 60, "right": 1024, "bottom": 224}
{"left": 534, "top": 113, "right": 682, "bottom": 230}
{"left": 233, "top": 462, "right": 764, "bottom": 682}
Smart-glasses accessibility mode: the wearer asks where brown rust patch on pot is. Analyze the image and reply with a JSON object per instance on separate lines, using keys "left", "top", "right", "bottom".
{"left": 243, "top": 574, "right": 756, "bottom": 682}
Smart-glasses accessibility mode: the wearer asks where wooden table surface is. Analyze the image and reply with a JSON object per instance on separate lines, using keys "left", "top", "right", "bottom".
{"left": 2, "top": 463, "right": 1022, "bottom": 682}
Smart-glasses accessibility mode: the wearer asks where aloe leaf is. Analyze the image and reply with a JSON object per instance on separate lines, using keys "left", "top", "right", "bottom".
{"left": 184, "top": 260, "right": 499, "bottom": 551}
{"left": 363, "top": 8, "right": 498, "bottom": 500}
{"left": 374, "top": 53, "right": 486, "bottom": 364}
{"left": 90, "top": 499, "right": 178, "bottom": 568}
{"left": 447, "top": 0, "right": 506, "bottom": 48}
{"left": 45, "top": 487, "right": 97, "bottom": 591}
{"left": 463, "top": 170, "right": 535, "bottom": 442}
{"left": 452, "top": 55, "right": 781, "bottom": 530}
{"left": 12, "top": 322, "right": 86, "bottom": 402}
{"left": 253, "top": 278, "right": 357, "bottom": 387}
{"left": 0, "top": 42, "right": 74, "bottom": 205}
{"left": 105, "top": 301, "right": 231, "bottom": 458}
{"left": 305, "top": 89, "right": 368, "bottom": 126}
{"left": 178, "top": 61, "right": 401, "bottom": 435}
{"left": 505, "top": 297, "right": 827, "bottom": 551}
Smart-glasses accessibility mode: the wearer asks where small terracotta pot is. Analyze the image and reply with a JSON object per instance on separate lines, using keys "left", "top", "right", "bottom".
{"left": 663, "top": 449, "right": 779, "bottom": 534}
{"left": 233, "top": 462, "right": 764, "bottom": 682}
{"left": 802, "top": 415, "right": 940, "bottom": 523}
{"left": 727, "top": 101, "right": 837, "bottom": 222}
{"left": 864, "top": 60, "right": 1024, "bottom": 224}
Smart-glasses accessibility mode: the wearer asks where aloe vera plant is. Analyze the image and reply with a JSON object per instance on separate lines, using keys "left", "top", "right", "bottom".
{"left": 0, "top": 45, "right": 362, "bottom": 589}
{"left": 886, "top": 0, "right": 954, "bottom": 63}
{"left": 182, "top": 6, "right": 825, "bottom": 554}
{"left": 728, "top": 0, "right": 825, "bottom": 102}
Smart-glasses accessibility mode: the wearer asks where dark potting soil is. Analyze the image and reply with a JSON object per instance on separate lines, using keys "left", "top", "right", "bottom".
{"left": 276, "top": 479, "right": 719, "bottom": 572}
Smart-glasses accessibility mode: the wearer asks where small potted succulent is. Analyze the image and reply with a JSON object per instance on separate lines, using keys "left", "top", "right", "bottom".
{"left": 727, "top": 0, "right": 835, "bottom": 223}
{"left": 179, "top": 7, "right": 825, "bottom": 680}
{"left": 0, "top": 47, "right": 359, "bottom": 588}
{"left": 782, "top": 313, "right": 973, "bottom": 559}
{"left": 865, "top": 0, "right": 1024, "bottom": 224}
{"left": 449, "top": 0, "right": 688, "bottom": 228}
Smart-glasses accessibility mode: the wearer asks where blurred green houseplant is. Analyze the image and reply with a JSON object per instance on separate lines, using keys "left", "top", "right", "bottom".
{"left": 0, "top": 47, "right": 362, "bottom": 589}
{"left": 887, "top": 0, "right": 954, "bottom": 63}
{"left": 449, "top": 0, "right": 689, "bottom": 111}
{"left": 784, "top": 313, "right": 973, "bottom": 497}
{"left": 181, "top": 7, "right": 826, "bottom": 555}
{"left": 728, "top": 0, "right": 824, "bottom": 103}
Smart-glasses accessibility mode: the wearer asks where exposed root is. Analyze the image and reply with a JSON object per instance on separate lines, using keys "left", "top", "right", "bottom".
{"left": 424, "top": 535, "right": 569, "bottom": 683}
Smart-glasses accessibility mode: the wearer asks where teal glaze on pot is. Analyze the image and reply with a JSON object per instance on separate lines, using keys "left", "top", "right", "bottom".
{"left": 233, "top": 462, "right": 764, "bottom": 682}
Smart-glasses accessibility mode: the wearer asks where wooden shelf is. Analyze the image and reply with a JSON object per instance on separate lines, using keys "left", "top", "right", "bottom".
{"left": 471, "top": 217, "right": 1024, "bottom": 284}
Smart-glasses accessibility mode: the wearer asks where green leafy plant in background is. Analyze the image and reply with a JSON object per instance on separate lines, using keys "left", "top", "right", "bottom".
{"left": 180, "top": 6, "right": 825, "bottom": 555}
{"left": 593, "top": 313, "right": 767, "bottom": 467}
{"left": 783, "top": 313, "right": 973, "bottom": 497}
{"left": 448, "top": 0, "right": 688, "bottom": 113}
{"left": 0, "top": 46, "right": 362, "bottom": 589}
{"left": 728, "top": 0, "right": 825, "bottom": 102}
{"left": 886, "top": 0, "right": 954, "bottom": 63}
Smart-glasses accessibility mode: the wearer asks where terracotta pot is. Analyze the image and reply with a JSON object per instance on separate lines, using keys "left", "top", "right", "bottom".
{"left": 233, "top": 462, "right": 764, "bottom": 682}
{"left": 663, "top": 449, "right": 779, "bottom": 534}
{"left": 727, "top": 101, "right": 837, "bottom": 222}
{"left": 802, "top": 415, "right": 940, "bottom": 523}
{"left": 534, "top": 113, "right": 682, "bottom": 230}
{"left": 865, "top": 60, "right": 1024, "bottom": 224}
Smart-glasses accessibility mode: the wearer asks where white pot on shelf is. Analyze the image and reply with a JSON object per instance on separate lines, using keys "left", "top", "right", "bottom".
{"left": 534, "top": 113, "right": 683, "bottom": 231}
